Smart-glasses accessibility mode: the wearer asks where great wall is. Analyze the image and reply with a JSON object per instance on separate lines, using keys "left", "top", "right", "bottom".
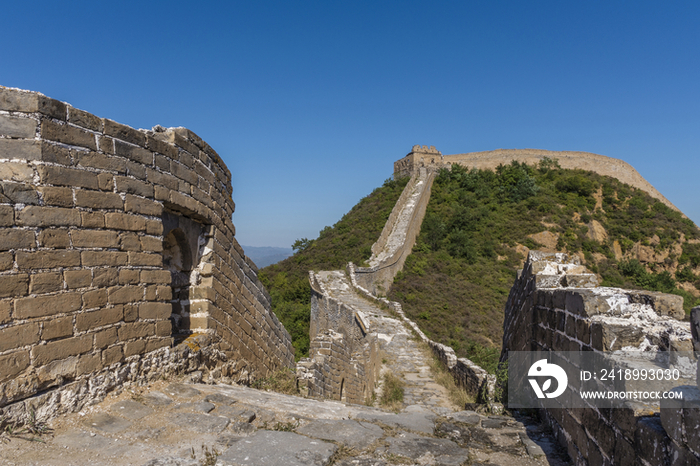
{"left": 0, "top": 88, "right": 698, "bottom": 465}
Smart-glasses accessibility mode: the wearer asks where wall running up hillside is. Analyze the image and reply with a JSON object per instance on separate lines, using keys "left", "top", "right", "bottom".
{"left": 354, "top": 167, "right": 435, "bottom": 296}
{"left": 394, "top": 146, "right": 681, "bottom": 212}
{"left": 0, "top": 87, "right": 294, "bottom": 421}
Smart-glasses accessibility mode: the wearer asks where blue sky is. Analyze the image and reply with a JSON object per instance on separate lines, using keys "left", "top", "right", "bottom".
{"left": 2, "top": 1, "right": 698, "bottom": 247}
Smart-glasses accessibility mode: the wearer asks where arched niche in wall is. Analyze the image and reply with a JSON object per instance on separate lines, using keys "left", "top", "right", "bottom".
{"left": 162, "top": 210, "right": 209, "bottom": 337}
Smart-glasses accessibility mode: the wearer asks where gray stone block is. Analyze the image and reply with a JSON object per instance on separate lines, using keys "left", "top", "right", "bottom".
{"left": 0, "top": 114, "right": 37, "bottom": 138}
{"left": 110, "top": 399, "right": 155, "bottom": 420}
{"left": 383, "top": 432, "right": 469, "bottom": 466}
{"left": 297, "top": 419, "right": 384, "bottom": 450}
{"left": 217, "top": 430, "right": 337, "bottom": 466}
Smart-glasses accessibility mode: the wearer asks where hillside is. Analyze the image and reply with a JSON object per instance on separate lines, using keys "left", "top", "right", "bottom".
{"left": 259, "top": 176, "right": 410, "bottom": 359}
{"left": 388, "top": 159, "right": 700, "bottom": 372}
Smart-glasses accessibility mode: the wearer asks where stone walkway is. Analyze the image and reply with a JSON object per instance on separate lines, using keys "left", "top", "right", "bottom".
{"left": 2, "top": 378, "right": 568, "bottom": 466}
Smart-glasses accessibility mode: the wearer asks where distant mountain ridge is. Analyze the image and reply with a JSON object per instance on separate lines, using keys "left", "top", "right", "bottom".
{"left": 242, "top": 246, "right": 293, "bottom": 268}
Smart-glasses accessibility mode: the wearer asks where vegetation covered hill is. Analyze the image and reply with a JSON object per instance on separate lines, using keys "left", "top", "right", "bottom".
{"left": 259, "top": 176, "right": 410, "bottom": 359}
{"left": 388, "top": 159, "right": 700, "bottom": 372}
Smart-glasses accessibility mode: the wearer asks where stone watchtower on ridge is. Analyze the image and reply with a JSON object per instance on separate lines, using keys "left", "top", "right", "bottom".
{"left": 393, "top": 145, "right": 443, "bottom": 179}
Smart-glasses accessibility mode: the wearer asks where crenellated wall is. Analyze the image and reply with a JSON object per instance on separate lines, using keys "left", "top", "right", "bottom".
{"left": 502, "top": 251, "right": 699, "bottom": 465}
{"left": 0, "top": 87, "right": 294, "bottom": 422}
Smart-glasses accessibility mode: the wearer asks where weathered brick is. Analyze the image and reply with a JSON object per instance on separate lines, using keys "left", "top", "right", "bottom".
{"left": 118, "top": 321, "right": 153, "bottom": 340}
{"left": 115, "top": 140, "right": 152, "bottom": 165}
{"left": 0, "top": 229, "right": 36, "bottom": 250}
{"left": 102, "top": 345, "right": 124, "bottom": 365}
{"left": 140, "top": 270, "right": 171, "bottom": 284}
{"left": 0, "top": 273, "right": 29, "bottom": 298}
{"left": 98, "top": 135, "right": 114, "bottom": 154}
{"left": 0, "top": 139, "right": 42, "bottom": 161}
{"left": 74, "top": 190, "right": 123, "bottom": 210}
{"left": 37, "top": 95, "right": 67, "bottom": 119}
{"left": 154, "top": 185, "right": 170, "bottom": 201}
{"left": 0, "top": 162, "right": 35, "bottom": 183}
{"left": 41, "top": 119, "right": 97, "bottom": 150}
{"left": 0, "top": 114, "right": 38, "bottom": 138}
{"left": 125, "top": 160, "right": 147, "bottom": 180}
{"left": 145, "top": 338, "right": 170, "bottom": 353}
{"left": 140, "top": 236, "right": 163, "bottom": 252}
{"left": 0, "top": 205, "right": 13, "bottom": 227}
{"left": 0, "top": 299, "right": 10, "bottom": 324}
{"left": 155, "top": 320, "right": 173, "bottom": 336}
{"left": 82, "top": 288, "right": 108, "bottom": 309}
{"left": 95, "top": 327, "right": 118, "bottom": 349}
{"left": 0, "top": 351, "right": 30, "bottom": 383}
{"left": 119, "top": 232, "right": 141, "bottom": 251}
{"left": 97, "top": 172, "right": 114, "bottom": 191}
{"left": 77, "top": 352, "right": 102, "bottom": 376}
{"left": 114, "top": 176, "right": 154, "bottom": 198}
{"left": 67, "top": 107, "right": 102, "bottom": 132}
{"left": 37, "top": 165, "right": 98, "bottom": 189}
{"left": 64, "top": 269, "right": 92, "bottom": 289}
{"left": 29, "top": 272, "right": 63, "bottom": 294}
{"left": 0, "top": 88, "right": 40, "bottom": 112}
{"left": 105, "top": 212, "right": 147, "bottom": 231}
{"left": 39, "top": 142, "right": 72, "bottom": 164}
{"left": 71, "top": 229, "right": 120, "bottom": 248}
{"left": 31, "top": 334, "right": 92, "bottom": 366}
{"left": 108, "top": 285, "right": 144, "bottom": 304}
{"left": 125, "top": 195, "right": 162, "bottom": 216}
{"left": 39, "top": 186, "right": 73, "bottom": 207}
{"left": 119, "top": 269, "right": 140, "bottom": 284}
{"left": 146, "top": 219, "right": 163, "bottom": 235}
{"left": 38, "top": 228, "right": 70, "bottom": 248}
{"left": 41, "top": 316, "right": 73, "bottom": 340}
{"left": 93, "top": 268, "right": 118, "bottom": 287}
{"left": 0, "top": 322, "right": 40, "bottom": 352}
{"left": 17, "top": 250, "right": 81, "bottom": 269}
{"left": 75, "top": 150, "right": 125, "bottom": 173}
{"left": 124, "top": 339, "right": 147, "bottom": 357}
{"left": 147, "top": 168, "right": 179, "bottom": 190}
{"left": 128, "top": 252, "right": 161, "bottom": 267}
{"left": 81, "top": 211, "right": 105, "bottom": 228}
{"left": 146, "top": 133, "right": 178, "bottom": 159}
{"left": 81, "top": 251, "right": 128, "bottom": 267}
{"left": 123, "top": 304, "right": 138, "bottom": 322}
{"left": 156, "top": 286, "right": 172, "bottom": 301}
{"left": 14, "top": 292, "right": 81, "bottom": 318}
{"left": 139, "top": 302, "right": 171, "bottom": 320}
{"left": 76, "top": 306, "right": 123, "bottom": 331}
{"left": 17, "top": 206, "right": 81, "bottom": 227}
{"left": 103, "top": 119, "right": 146, "bottom": 147}
{"left": 0, "top": 252, "right": 12, "bottom": 271}
{"left": 0, "top": 182, "right": 40, "bottom": 205}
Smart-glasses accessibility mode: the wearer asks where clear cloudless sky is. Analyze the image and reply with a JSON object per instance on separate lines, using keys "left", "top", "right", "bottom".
{"left": 1, "top": 1, "right": 698, "bottom": 247}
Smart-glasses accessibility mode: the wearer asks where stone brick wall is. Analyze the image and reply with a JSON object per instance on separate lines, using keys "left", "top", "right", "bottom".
{"left": 394, "top": 147, "right": 681, "bottom": 213}
{"left": 0, "top": 87, "right": 293, "bottom": 417}
{"left": 502, "top": 251, "right": 698, "bottom": 465}
{"left": 354, "top": 168, "right": 435, "bottom": 296}
{"left": 297, "top": 272, "right": 378, "bottom": 404}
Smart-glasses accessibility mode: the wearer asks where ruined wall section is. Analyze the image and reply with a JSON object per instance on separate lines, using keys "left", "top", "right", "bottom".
{"left": 395, "top": 147, "right": 680, "bottom": 213}
{"left": 297, "top": 272, "right": 378, "bottom": 404}
{"left": 0, "top": 87, "right": 293, "bottom": 412}
{"left": 502, "top": 251, "right": 698, "bottom": 465}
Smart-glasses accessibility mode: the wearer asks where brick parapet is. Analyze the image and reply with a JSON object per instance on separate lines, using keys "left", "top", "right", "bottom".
{"left": 0, "top": 87, "right": 293, "bottom": 413}
{"left": 502, "top": 250, "right": 698, "bottom": 465}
